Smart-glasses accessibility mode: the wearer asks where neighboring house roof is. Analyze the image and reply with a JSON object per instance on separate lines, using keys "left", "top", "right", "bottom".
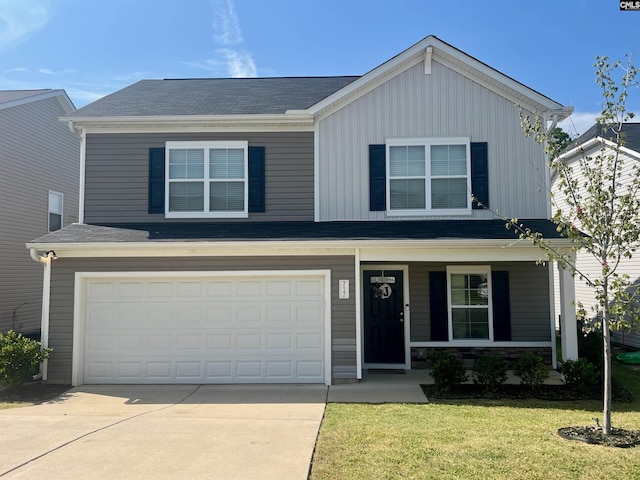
{"left": 67, "top": 77, "right": 359, "bottom": 117}
{"left": 0, "top": 89, "right": 75, "bottom": 113}
{"left": 572, "top": 122, "right": 640, "bottom": 153}
{"left": 28, "top": 220, "right": 566, "bottom": 246}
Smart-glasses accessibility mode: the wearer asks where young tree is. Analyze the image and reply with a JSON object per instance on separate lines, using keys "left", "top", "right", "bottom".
{"left": 502, "top": 55, "right": 639, "bottom": 435}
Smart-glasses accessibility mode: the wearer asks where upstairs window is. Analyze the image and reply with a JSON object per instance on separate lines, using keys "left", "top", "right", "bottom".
{"left": 165, "top": 141, "right": 248, "bottom": 218}
{"left": 48, "top": 191, "right": 63, "bottom": 232}
{"left": 386, "top": 138, "right": 471, "bottom": 215}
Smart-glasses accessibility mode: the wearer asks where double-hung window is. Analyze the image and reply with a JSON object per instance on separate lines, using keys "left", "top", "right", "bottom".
{"left": 447, "top": 266, "right": 493, "bottom": 340}
{"left": 386, "top": 138, "right": 471, "bottom": 215}
{"left": 48, "top": 191, "right": 63, "bottom": 232}
{"left": 165, "top": 141, "right": 248, "bottom": 218}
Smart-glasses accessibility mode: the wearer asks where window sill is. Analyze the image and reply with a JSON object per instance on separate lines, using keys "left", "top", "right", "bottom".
{"left": 385, "top": 209, "right": 473, "bottom": 217}
{"left": 165, "top": 212, "right": 249, "bottom": 219}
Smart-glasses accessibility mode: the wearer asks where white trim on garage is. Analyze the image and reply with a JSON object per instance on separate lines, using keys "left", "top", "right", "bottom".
{"left": 72, "top": 270, "right": 332, "bottom": 386}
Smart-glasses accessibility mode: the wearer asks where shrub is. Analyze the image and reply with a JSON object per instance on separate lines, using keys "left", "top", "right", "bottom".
{"left": 429, "top": 350, "right": 467, "bottom": 391}
{"left": 0, "top": 330, "right": 52, "bottom": 388}
{"left": 577, "top": 321, "right": 603, "bottom": 372}
{"left": 512, "top": 353, "right": 549, "bottom": 390}
{"left": 558, "top": 358, "right": 599, "bottom": 396}
{"left": 472, "top": 354, "right": 507, "bottom": 394}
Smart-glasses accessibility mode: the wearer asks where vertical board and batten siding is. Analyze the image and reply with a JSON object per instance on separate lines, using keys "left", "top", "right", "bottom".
{"left": 0, "top": 97, "right": 80, "bottom": 334}
{"left": 46, "top": 256, "right": 355, "bottom": 384}
{"left": 405, "top": 262, "right": 551, "bottom": 342}
{"left": 83, "top": 132, "right": 314, "bottom": 224}
{"left": 317, "top": 60, "right": 548, "bottom": 221}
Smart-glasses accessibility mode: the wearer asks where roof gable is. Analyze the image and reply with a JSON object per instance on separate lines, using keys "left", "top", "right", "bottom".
{"left": 304, "top": 35, "right": 570, "bottom": 119}
{"left": 0, "top": 89, "right": 75, "bottom": 113}
{"left": 560, "top": 123, "right": 640, "bottom": 160}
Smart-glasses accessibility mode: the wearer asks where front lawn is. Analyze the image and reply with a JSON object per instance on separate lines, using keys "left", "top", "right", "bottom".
{"left": 310, "top": 361, "right": 640, "bottom": 480}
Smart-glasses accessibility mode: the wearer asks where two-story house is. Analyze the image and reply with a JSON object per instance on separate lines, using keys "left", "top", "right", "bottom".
{"left": 0, "top": 89, "right": 79, "bottom": 338}
{"left": 552, "top": 123, "right": 640, "bottom": 349}
{"left": 27, "top": 36, "right": 577, "bottom": 386}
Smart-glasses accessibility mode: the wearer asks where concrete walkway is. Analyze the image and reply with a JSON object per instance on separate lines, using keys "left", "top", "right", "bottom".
{"left": 0, "top": 385, "right": 327, "bottom": 480}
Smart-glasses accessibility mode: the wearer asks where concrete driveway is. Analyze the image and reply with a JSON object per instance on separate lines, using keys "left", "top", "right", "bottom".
{"left": 0, "top": 384, "right": 327, "bottom": 480}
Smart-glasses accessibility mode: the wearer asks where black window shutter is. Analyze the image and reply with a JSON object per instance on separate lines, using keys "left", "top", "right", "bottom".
{"left": 492, "top": 270, "right": 511, "bottom": 341}
{"left": 471, "top": 142, "right": 489, "bottom": 210}
{"left": 369, "top": 144, "right": 386, "bottom": 211}
{"left": 429, "top": 271, "right": 448, "bottom": 341}
{"left": 148, "top": 147, "right": 165, "bottom": 214}
{"left": 248, "top": 146, "right": 266, "bottom": 213}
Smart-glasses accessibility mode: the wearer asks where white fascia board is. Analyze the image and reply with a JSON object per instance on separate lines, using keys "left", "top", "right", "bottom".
{"left": 305, "top": 36, "right": 565, "bottom": 118}
{"left": 26, "top": 238, "right": 572, "bottom": 260}
{"left": 558, "top": 136, "right": 640, "bottom": 163}
{"left": 62, "top": 113, "right": 314, "bottom": 133}
{"left": 0, "top": 89, "right": 75, "bottom": 113}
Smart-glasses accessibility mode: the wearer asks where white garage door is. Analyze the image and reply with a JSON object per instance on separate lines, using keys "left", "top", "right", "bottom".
{"left": 81, "top": 273, "right": 327, "bottom": 384}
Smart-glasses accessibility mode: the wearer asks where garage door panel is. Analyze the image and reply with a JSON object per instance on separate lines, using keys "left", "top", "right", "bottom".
{"left": 83, "top": 275, "right": 326, "bottom": 384}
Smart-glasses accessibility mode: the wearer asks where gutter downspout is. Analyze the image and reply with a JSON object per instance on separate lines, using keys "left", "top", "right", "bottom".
{"left": 68, "top": 121, "right": 86, "bottom": 223}
{"left": 29, "top": 249, "right": 54, "bottom": 381}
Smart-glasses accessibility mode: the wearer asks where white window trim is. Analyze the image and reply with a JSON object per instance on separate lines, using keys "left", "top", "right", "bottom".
{"left": 164, "top": 140, "right": 249, "bottom": 219}
{"left": 446, "top": 265, "right": 494, "bottom": 342}
{"left": 48, "top": 190, "right": 63, "bottom": 232}
{"left": 386, "top": 137, "right": 472, "bottom": 216}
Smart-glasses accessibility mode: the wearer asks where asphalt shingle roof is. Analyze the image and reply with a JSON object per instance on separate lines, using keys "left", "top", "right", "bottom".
{"left": 68, "top": 77, "right": 360, "bottom": 117}
{"left": 30, "top": 220, "right": 566, "bottom": 244}
{"left": 573, "top": 123, "right": 640, "bottom": 153}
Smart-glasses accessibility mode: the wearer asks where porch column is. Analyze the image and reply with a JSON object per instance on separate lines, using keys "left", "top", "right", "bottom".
{"left": 558, "top": 262, "right": 579, "bottom": 360}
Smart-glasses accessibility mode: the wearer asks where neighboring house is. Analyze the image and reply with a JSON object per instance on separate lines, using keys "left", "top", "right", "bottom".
{"left": 27, "top": 36, "right": 578, "bottom": 386}
{"left": 552, "top": 123, "right": 640, "bottom": 349}
{"left": 0, "top": 90, "right": 79, "bottom": 337}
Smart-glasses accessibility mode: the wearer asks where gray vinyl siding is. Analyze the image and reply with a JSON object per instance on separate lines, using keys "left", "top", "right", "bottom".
{"left": 317, "top": 60, "right": 549, "bottom": 221}
{"left": 46, "top": 255, "right": 355, "bottom": 384}
{"left": 0, "top": 97, "right": 79, "bottom": 334}
{"left": 84, "top": 132, "right": 314, "bottom": 223}
{"left": 406, "top": 262, "right": 551, "bottom": 342}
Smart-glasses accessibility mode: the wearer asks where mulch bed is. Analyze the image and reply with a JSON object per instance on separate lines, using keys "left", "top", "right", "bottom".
{"left": 420, "top": 379, "right": 634, "bottom": 402}
{"left": 0, "top": 382, "right": 71, "bottom": 404}
{"left": 558, "top": 426, "right": 640, "bottom": 448}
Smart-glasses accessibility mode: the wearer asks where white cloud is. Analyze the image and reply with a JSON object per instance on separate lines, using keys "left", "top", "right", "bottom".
{"left": 559, "top": 111, "right": 599, "bottom": 137}
{"left": 220, "top": 49, "right": 257, "bottom": 78}
{"left": 208, "top": 0, "right": 257, "bottom": 78}
{"left": 38, "top": 68, "right": 54, "bottom": 75}
{"left": 212, "top": 0, "right": 242, "bottom": 46}
{"left": 0, "top": 0, "right": 48, "bottom": 50}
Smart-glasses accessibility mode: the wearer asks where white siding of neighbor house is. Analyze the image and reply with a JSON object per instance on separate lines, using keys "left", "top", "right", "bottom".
{"left": 317, "top": 60, "right": 549, "bottom": 221}
{"left": 551, "top": 143, "right": 640, "bottom": 347}
{"left": 0, "top": 96, "right": 80, "bottom": 334}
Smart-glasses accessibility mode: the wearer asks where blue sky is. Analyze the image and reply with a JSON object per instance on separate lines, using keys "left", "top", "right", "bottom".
{"left": 0, "top": 0, "right": 638, "bottom": 134}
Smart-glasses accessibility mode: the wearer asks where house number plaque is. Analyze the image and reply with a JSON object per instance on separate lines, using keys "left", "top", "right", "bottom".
{"left": 369, "top": 276, "right": 395, "bottom": 284}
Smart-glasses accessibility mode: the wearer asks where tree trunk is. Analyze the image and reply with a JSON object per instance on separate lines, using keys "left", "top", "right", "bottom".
{"left": 602, "top": 283, "right": 612, "bottom": 435}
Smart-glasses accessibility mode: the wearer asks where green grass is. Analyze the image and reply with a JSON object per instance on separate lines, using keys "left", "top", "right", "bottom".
{"left": 310, "top": 360, "right": 640, "bottom": 480}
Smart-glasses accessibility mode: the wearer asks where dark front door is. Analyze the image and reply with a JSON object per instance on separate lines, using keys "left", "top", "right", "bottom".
{"left": 364, "top": 269, "right": 405, "bottom": 364}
